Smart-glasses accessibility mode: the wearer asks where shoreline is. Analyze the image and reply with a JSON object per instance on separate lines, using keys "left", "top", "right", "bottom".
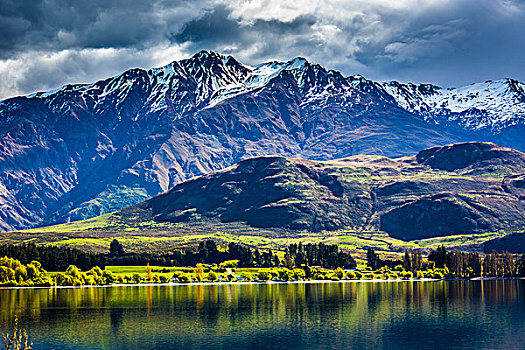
{"left": 1, "top": 277, "right": 523, "bottom": 290}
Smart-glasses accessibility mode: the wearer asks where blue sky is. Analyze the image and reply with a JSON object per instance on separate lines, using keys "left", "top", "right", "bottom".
{"left": 1, "top": 0, "right": 524, "bottom": 99}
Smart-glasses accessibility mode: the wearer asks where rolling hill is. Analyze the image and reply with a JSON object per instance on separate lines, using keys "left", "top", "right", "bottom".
{"left": 5, "top": 142, "right": 524, "bottom": 254}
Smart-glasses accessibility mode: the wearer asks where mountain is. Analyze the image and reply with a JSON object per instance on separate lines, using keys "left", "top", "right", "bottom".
{"left": 381, "top": 78, "right": 525, "bottom": 131}
{"left": 1, "top": 50, "right": 525, "bottom": 231}
{"left": 117, "top": 142, "right": 525, "bottom": 241}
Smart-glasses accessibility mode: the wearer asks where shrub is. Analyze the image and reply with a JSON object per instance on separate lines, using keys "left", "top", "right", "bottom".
{"left": 278, "top": 269, "right": 292, "bottom": 282}
{"left": 363, "top": 273, "right": 374, "bottom": 279}
{"left": 328, "top": 273, "right": 340, "bottom": 281}
{"left": 377, "top": 266, "right": 390, "bottom": 273}
{"left": 345, "top": 271, "right": 357, "bottom": 280}
{"left": 432, "top": 271, "right": 444, "bottom": 279}
{"left": 0, "top": 266, "right": 15, "bottom": 283}
{"left": 102, "top": 270, "right": 116, "bottom": 284}
{"left": 400, "top": 271, "right": 414, "bottom": 280}
{"left": 416, "top": 271, "right": 424, "bottom": 279}
{"left": 423, "top": 270, "right": 434, "bottom": 278}
{"left": 33, "top": 276, "right": 53, "bottom": 287}
{"left": 293, "top": 269, "right": 305, "bottom": 280}
{"left": 14, "top": 266, "right": 27, "bottom": 282}
{"left": 132, "top": 273, "right": 141, "bottom": 283}
{"left": 219, "top": 260, "right": 239, "bottom": 269}
{"left": 159, "top": 275, "right": 169, "bottom": 283}
{"left": 240, "top": 272, "right": 253, "bottom": 281}
{"left": 88, "top": 266, "right": 103, "bottom": 278}
{"left": 354, "top": 271, "right": 363, "bottom": 279}
{"left": 394, "top": 265, "right": 404, "bottom": 272}
{"left": 178, "top": 274, "right": 191, "bottom": 283}
{"left": 258, "top": 271, "right": 270, "bottom": 281}
{"left": 334, "top": 267, "right": 344, "bottom": 279}
{"left": 84, "top": 275, "right": 96, "bottom": 285}
{"left": 314, "top": 273, "right": 325, "bottom": 280}
{"left": 55, "top": 273, "right": 74, "bottom": 286}
{"left": 207, "top": 271, "right": 218, "bottom": 282}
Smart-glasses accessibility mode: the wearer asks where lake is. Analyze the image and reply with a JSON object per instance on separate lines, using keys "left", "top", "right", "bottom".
{"left": 1, "top": 280, "right": 524, "bottom": 349}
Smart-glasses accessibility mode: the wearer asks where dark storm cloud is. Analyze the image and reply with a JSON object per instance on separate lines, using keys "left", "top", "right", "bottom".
{"left": 0, "top": 0, "right": 207, "bottom": 58}
{"left": 355, "top": 0, "right": 525, "bottom": 85}
{"left": 174, "top": 5, "right": 240, "bottom": 45}
{"left": 173, "top": 5, "right": 317, "bottom": 59}
{"left": 1, "top": 0, "right": 525, "bottom": 99}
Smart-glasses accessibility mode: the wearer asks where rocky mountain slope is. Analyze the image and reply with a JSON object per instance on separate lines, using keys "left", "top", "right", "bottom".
{"left": 119, "top": 142, "right": 525, "bottom": 240}
{"left": 1, "top": 51, "right": 525, "bottom": 231}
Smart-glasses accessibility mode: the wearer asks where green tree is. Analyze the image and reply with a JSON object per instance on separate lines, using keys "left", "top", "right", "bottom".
{"left": 109, "top": 239, "right": 124, "bottom": 257}
{"left": 403, "top": 251, "right": 412, "bottom": 271}
{"left": 517, "top": 254, "right": 525, "bottom": 276}
{"left": 258, "top": 271, "right": 270, "bottom": 281}
{"left": 367, "top": 248, "right": 380, "bottom": 270}
{"left": 195, "top": 264, "right": 204, "bottom": 282}
{"left": 411, "top": 251, "right": 423, "bottom": 272}
{"left": 146, "top": 263, "right": 153, "bottom": 281}
{"left": 207, "top": 271, "right": 218, "bottom": 281}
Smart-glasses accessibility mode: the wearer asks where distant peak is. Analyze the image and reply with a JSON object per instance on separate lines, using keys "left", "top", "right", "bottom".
{"left": 290, "top": 56, "right": 307, "bottom": 63}
{"left": 186, "top": 50, "right": 245, "bottom": 69}
{"left": 287, "top": 57, "right": 309, "bottom": 69}
{"left": 193, "top": 50, "right": 222, "bottom": 59}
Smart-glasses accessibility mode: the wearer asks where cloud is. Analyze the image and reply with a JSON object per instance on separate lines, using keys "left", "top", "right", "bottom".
{"left": 0, "top": 0, "right": 525, "bottom": 99}
{"left": 0, "top": 45, "right": 190, "bottom": 99}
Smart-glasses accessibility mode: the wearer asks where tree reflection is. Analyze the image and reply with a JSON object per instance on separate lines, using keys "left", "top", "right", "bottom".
{"left": 0, "top": 280, "right": 523, "bottom": 349}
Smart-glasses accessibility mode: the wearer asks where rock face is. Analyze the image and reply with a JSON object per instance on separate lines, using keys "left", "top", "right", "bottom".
{"left": 1, "top": 50, "right": 525, "bottom": 231}
{"left": 121, "top": 142, "right": 525, "bottom": 240}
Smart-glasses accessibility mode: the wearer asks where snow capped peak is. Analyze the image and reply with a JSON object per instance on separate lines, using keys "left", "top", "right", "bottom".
{"left": 10, "top": 51, "right": 525, "bottom": 133}
{"left": 380, "top": 78, "right": 525, "bottom": 130}
{"left": 287, "top": 57, "right": 308, "bottom": 69}
{"left": 193, "top": 49, "right": 220, "bottom": 59}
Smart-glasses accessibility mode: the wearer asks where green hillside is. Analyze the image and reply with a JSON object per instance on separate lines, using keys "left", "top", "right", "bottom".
{"left": 2, "top": 142, "right": 524, "bottom": 255}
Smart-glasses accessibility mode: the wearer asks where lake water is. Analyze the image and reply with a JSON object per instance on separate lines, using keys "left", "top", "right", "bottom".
{"left": 1, "top": 280, "right": 524, "bottom": 349}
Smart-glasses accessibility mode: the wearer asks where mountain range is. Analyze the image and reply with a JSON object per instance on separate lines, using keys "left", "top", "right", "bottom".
{"left": 1, "top": 50, "right": 525, "bottom": 231}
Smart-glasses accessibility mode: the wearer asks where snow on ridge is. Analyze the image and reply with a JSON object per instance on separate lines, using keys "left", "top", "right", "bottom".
{"left": 380, "top": 78, "right": 525, "bottom": 130}
{"left": 205, "top": 57, "right": 314, "bottom": 108}
{"left": 10, "top": 51, "right": 525, "bottom": 131}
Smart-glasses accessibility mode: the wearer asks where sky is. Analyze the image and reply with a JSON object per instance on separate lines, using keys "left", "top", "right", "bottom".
{"left": 1, "top": 0, "right": 525, "bottom": 100}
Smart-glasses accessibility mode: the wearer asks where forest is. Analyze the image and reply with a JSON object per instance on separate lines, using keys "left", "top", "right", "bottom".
{"left": 0, "top": 241, "right": 524, "bottom": 287}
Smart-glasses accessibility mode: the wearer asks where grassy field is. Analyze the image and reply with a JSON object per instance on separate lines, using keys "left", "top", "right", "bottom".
{"left": 1, "top": 212, "right": 507, "bottom": 260}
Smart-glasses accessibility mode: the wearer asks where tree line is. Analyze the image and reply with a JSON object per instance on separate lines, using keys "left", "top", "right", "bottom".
{"left": 0, "top": 243, "right": 107, "bottom": 271}
{"left": 368, "top": 245, "right": 525, "bottom": 278}
{"left": 0, "top": 240, "right": 357, "bottom": 270}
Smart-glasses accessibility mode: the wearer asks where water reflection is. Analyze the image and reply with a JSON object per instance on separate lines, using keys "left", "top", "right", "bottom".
{"left": 0, "top": 280, "right": 523, "bottom": 350}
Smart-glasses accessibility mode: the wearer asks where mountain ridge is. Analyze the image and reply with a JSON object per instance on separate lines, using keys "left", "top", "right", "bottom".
{"left": 1, "top": 50, "right": 524, "bottom": 231}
